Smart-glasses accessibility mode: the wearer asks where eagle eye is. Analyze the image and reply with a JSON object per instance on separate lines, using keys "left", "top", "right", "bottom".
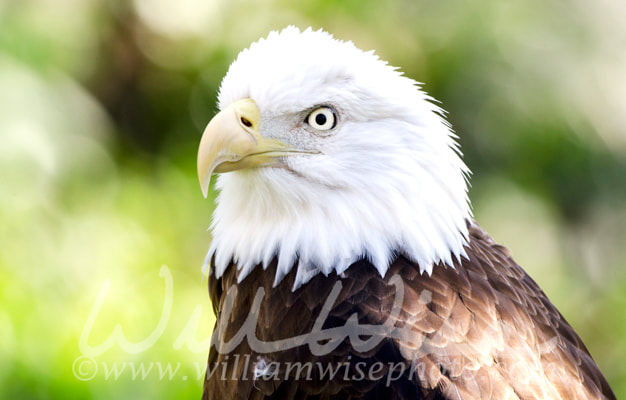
{"left": 306, "top": 106, "right": 337, "bottom": 131}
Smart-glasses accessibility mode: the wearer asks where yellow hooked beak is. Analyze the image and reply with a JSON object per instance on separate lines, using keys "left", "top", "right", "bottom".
{"left": 197, "top": 98, "right": 316, "bottom": 198}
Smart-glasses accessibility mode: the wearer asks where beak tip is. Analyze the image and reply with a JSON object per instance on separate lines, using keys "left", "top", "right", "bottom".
{"left": 200, "top": 175, "right": 211, "bottom": 199}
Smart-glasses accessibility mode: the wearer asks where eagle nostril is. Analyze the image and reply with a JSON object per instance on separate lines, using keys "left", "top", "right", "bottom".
{"left": 240, "top": 117, "right": 253, "bottom": 128}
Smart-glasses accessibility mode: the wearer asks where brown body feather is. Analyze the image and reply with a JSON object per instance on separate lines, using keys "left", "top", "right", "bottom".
{"left": 203, "top": 222, "right": 615, "bottom": 399}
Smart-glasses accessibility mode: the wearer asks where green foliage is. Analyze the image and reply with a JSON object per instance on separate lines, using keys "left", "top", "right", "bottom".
{"left": 1, "top": 0, "right": 625, "bottom": 398}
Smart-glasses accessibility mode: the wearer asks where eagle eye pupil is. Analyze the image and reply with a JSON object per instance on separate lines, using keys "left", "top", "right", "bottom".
{"left": 315, "top": 114, "right": 327, "bottom": 126}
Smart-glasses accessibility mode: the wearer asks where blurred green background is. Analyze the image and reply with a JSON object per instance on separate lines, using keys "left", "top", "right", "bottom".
{"left": 1, "top": 0, "right": 625, "bottom": 398}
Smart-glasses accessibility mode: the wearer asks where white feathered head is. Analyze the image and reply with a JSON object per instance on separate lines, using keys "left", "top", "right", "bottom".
{"left": 198, "top": 27, "right": 471, "bottom": 289}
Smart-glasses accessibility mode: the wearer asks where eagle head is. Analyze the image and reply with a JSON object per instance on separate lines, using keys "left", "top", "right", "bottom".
{"left": 198, "top": 27, "right": 471, "bottom": 290}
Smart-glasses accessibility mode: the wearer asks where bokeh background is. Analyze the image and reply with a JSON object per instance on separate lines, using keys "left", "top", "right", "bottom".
{"left": 1, "top": 0, "right": 625, "bottom": 398}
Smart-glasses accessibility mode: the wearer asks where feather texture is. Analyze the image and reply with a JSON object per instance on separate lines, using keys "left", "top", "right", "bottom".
{"left": 203, "top": 222, "right": 615, "bottom": 399}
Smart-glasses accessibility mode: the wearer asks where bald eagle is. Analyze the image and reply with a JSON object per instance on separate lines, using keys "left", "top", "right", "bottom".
{"left": 197, "top": 27, "right": 615, "bottom": 400}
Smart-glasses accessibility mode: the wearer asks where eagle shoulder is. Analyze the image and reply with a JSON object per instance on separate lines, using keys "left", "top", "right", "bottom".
{"left": 203, "top": 221, "right": 615, "bottom": 400}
